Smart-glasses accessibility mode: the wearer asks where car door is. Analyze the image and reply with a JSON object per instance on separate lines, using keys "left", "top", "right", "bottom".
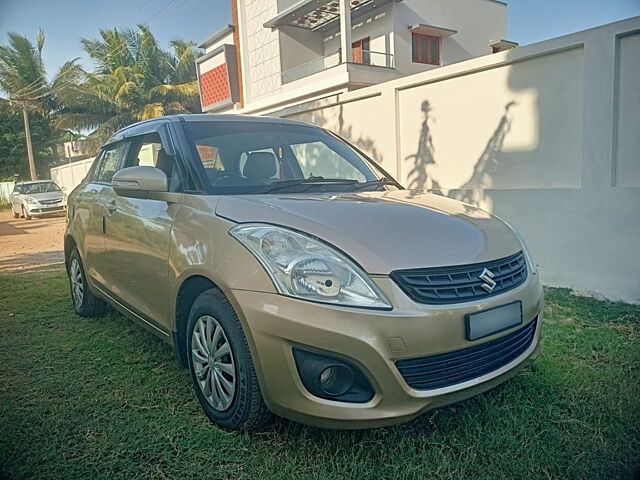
{"left": 101, "top": 126, "right": 183, "bottom": 332}
{"left": 9, "top": 185, "right": 22, "bottom": 213}
{"left": 73, "top": 142, "right": 129, "bottom": 287}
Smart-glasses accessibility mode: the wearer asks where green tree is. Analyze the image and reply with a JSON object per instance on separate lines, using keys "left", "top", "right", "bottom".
{"left": 57, "top": 26, "right": 201, "bottom": 152}
{"left": 0, "top": 30, "right": 80, "bottom": 179}
{"left": 0, "top": 100, "right": 61, "bottom": 180}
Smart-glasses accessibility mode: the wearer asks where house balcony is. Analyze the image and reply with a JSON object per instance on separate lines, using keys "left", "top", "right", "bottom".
{"left": 237, "top": 0, "right": 403, "bottom": 112}
{"left": 270, "top": 0, "right": 402, "bottom": 91}
{"left": 281, "top": 49, "right": 395, "bottom": 84}
{"left": 267, "top": 0, "right": 402, "bottom": 32}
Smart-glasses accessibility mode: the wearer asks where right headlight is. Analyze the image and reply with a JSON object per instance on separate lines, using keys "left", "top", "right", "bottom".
{"left": 24, "top": 196, "right": 37, "bottom": 204}
{"left": 499, "top": 218, "right": 536, "bottom": 273}
{"left": 230, "top": 224, "right": 392, "bottom": 309}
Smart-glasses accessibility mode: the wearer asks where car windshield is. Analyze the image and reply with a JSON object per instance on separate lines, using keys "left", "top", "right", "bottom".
{"left": 184, "top": 121, "right": 400, "bottom": 195}
{"left": 21, "top": 182, "right": 61, "bottom": 194}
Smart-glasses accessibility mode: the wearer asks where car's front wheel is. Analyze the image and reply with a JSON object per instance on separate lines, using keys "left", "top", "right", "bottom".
{"left": 22, "top": 205, "right": 31, "bottom": 220}
{"left": 186, "top": 288, "right": 271, "bottom": 431}
{"left": 68, "top": 247, "right": 109, "bottom": 317}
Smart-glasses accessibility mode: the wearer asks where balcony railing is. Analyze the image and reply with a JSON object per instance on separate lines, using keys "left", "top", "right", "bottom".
{"left": 281, "top": 50, "right": 394, "bottom": 84}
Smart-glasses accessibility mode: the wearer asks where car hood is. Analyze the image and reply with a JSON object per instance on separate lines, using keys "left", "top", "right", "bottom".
{"left": 216, "top": 190, "right": 522, "bottom": 274}
{"left": 29, "top": 191, "right": 64, "bottom": 202}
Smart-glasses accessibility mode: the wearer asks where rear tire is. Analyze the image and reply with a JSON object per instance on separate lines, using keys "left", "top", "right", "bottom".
{"left": 68, "top": 247, "right": 109, "bottom": 317}
{"left": 186, "top": 288, "right": 271, "bottom": 431}
{"left": 11, "top": 207, "right": 19, "bottom": 218}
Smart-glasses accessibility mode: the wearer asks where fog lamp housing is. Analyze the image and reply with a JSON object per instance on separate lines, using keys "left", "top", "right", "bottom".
{"left": 293, "top": 348, "right": 374, "bottom": 403}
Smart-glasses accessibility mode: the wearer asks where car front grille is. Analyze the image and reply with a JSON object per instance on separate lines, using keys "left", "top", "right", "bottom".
{"left": 395, "top": 317, "right": 538, "bottom": 391}
{"left": 33, "top": 206, "right": 64, "bottom": 213}
{"left": 389, "top": 251, "right": 527, "bottom": 305}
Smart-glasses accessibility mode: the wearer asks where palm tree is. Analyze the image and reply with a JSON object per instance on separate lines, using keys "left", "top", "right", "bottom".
{"left": 0, "top": 30, "right": 80, "bottom": 180}
{"left": 0, "top": 30, "right": 48, "bottom": 180}
{"left": 57, "top": 26, "right": 201, "bottom": 151}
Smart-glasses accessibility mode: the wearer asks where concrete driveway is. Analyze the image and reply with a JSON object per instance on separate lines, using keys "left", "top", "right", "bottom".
{"left": 0, "top": 208, "right": 65, "bottom": 273}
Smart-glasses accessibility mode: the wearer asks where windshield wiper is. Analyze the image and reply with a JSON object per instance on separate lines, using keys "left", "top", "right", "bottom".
{"left": 349, "top": 178, "right": 398, "bottom": 191}
{"left": 255, "top": 176, "right": 358, "bottom": 194}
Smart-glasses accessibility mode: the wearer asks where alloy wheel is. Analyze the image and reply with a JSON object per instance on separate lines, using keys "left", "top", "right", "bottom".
{"left": 70, "top": 258, "right": 84, "bottom": 308}
{"left": 191, "top": 315, "right": 237, "bottom": 411}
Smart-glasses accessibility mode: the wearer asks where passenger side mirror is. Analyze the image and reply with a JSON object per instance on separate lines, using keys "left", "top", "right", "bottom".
{"left": 112, "top": 166, "right": 168, "bottom": 197}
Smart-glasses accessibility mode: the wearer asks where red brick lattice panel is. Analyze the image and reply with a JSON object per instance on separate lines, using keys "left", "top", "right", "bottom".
{"left": 200, "top": 63, "right": 230, "bottom": 107}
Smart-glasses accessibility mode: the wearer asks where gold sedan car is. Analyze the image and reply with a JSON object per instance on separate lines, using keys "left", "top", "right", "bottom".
{"left": 65, "top": 115, "right": 543, "bottom": 430}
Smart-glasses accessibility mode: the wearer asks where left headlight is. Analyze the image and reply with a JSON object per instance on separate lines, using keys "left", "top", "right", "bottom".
{"left": 24, "top": 196, "right": 37, "bottom": 204}
{"left": 230, "top": 224, "right": 392, "bottom": 309}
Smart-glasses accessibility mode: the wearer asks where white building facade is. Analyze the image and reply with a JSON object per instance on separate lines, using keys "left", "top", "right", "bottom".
{"left": 194, "top": 10, "right": 640, "bottom": 305}
{"left": 196, "top": 0, "right": 514, "bottom": 114}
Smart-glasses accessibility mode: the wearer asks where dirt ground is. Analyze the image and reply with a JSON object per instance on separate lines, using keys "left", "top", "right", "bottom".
{"left": 0, "top": 208, "right": 66, "bottom": 273}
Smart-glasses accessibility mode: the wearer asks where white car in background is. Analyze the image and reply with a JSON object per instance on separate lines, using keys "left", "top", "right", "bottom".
{"left": 9, "top": 180, "right": 66, "bottom": 220}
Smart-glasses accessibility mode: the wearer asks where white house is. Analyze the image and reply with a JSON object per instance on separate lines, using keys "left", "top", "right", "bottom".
{"left": 193, "top": 10, "right": 640, "bottom": 305}
{"left": 196, "top": 0, "right": 516, "bottom": 114}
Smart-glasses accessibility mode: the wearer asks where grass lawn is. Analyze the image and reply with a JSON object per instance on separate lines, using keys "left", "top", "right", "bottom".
{"left": 0, "top": 271, "right": 638, "bottom": 480}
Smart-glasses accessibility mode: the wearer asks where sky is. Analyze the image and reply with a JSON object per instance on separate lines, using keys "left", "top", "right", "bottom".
{"left": 0, "top": 0, "right": 639, "bottom": 75}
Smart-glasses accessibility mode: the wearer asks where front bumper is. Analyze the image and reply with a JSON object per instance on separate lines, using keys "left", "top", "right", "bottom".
{"left": 232, "top": 272, "right": 544, "bottom": 429}
{"left": 26, "top": 204, "right": 66, "bottom": 216}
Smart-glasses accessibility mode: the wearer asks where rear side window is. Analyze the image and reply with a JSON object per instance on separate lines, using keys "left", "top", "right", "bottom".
{"left": 95, "top": 142, "right": 127, "bottom": 183}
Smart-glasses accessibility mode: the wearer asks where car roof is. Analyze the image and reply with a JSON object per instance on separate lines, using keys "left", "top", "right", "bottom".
{"left": 17, "top": 180, "right": 54, "bottom": 185}
{"left": 105, "top": 114, "right": 315, "bottom": 145}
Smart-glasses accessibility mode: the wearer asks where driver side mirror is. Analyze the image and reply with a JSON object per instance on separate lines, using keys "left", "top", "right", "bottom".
{"left": 112, "top": 166, "right": 168, "bottom": 197}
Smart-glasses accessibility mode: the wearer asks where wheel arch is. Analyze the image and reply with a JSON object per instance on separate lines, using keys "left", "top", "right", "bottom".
{"left": 172, "top": 273, "right": 264, "bottom": 378}
{"left": 64, "top": 234, "right": 78, "bottom": 272}
{"left": 174, "top": 275, "right": 218, "bottom": 368}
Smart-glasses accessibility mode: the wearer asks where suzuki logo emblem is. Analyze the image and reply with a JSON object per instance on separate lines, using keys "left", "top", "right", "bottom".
{"left": 479, "top": 268, "right": 497, "bottom": 293}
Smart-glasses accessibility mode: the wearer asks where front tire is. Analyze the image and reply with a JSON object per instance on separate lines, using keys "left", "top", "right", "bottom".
{"left": 68, "top": 247, "right": 109, "bottom": 317}
{"left": 186, "top": 288, "right": 271, "bottom": 431}
{"left": 22, "top": 206, "right": 32, "bottom": 220}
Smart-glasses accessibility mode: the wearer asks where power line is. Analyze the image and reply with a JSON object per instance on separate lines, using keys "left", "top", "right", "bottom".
{"left": 8, "top": 0, "right": 182, "bottom": 103}
{"left": 97, "top": 0, "right": 124, "bottom": 24}
{"left": 45, "top": 0, "right": 181, "bottom": 100}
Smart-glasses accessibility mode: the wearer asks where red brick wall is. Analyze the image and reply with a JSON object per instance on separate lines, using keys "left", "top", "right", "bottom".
{"left": 200, "top": 63, "right": 230, "bottom": 108}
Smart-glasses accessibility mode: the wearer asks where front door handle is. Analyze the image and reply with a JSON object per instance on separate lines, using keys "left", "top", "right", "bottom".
{"left": 106, "top": 200, "right": 117, "bottom": 213}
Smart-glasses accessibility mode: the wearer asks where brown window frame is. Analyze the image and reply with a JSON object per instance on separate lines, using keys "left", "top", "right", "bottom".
{"left": 351, "top": 37, "right": 371, "bottom": 65}
{"left": 412, "top": 33, "right": 440, "bottom": 66}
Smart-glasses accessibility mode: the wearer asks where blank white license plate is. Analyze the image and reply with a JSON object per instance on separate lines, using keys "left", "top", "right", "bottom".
{"left": 465, "top": 301, "right": 522, "bottom": 341}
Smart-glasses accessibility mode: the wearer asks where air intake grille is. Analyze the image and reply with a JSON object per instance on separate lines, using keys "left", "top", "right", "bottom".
{"left": 395, "top": 317, "right": 537, "bottom": 391}
{"left": 390, "top": 251, "right": 527, "bottom": 305}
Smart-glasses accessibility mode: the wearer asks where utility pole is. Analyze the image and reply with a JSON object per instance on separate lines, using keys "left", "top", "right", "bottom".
{"left": 21, "top": 103, "right": 37, "bottom": 180}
